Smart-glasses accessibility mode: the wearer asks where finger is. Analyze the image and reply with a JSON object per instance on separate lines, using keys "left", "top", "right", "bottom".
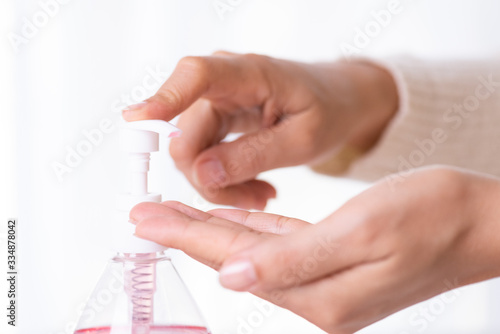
{"left": 208, "top": 209, "right": 310, "bottom": 235}
{"left": 130, "top": 201, "right": 208, "bottom": 223}
{"left": 131, "top": 202, "right": 398, "bottom": 332}
{"left": 218, "top": 211, "right": 380, "bottom": 292}
{"left": 192, "top": 112, "right": 321, "bottom": 189}
{"left": 168, "top": 99, "right": 227, "bottom": 172}
{"left": 133, "top": 203, "right": 267, "bottom": 269}
{"left": 212, "top": 50, "right": 238, "bottom": 57}
{"left": 131, "top": 201, "right": 253, "bottom": 233}
{"left": 160, "top": 200, "right": 213, "bottom": 221}
{"left": 199, "top": 179, "right": 276, "bottom": 210}
{"left": 160, "top": 201, "right": 254, "bottom": 232}
{"left": 169, "top": 99, "right": 261, "bottom": 175}
{"left": 169, "top": 101, "right": 275, "bottom": 209}
{"left": 122, "top": 54, "right": 269, "bottom": 122}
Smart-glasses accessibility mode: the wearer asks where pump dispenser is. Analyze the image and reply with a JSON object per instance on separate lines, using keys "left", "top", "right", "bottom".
{"left": 113, "top": 120, "right": 181, "bottom": 254}
{"left": 74, "top": 120, "right": 211, "bottom": 334}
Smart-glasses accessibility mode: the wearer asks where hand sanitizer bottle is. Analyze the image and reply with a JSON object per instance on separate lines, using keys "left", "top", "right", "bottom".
{"left": 73, "top": 120, "right": 211, "bottom": 334}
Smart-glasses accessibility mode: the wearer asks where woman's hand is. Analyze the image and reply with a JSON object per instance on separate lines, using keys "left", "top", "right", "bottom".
{"left": 123, "top": 52, "right": 398, "bottom": 209}
{"left": 130, "top": 167, "right": 500, "bottom": 333}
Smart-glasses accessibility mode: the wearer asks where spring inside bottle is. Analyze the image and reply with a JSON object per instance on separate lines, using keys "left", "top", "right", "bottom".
{"left": 75, "top": 251, "right": 211, "bottom": 334}
{"left": 124, "top": 253, "right": 158, "bottom": 331}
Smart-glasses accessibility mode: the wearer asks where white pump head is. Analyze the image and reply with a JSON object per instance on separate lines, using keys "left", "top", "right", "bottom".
{"left": 112, "top": 120, "right": 181, "bottom": 253}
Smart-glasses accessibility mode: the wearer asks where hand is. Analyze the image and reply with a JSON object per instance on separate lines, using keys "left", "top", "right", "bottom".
{"left": 130, "top": 167, "right": 500, "bottom": 333}
{"left": 123, "top": 52, "right": 398, "bottom": 209}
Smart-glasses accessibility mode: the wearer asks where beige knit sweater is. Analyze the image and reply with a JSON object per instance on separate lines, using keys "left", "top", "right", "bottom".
{"left": 336, "top": 57, "right": 500, "bottom": 181}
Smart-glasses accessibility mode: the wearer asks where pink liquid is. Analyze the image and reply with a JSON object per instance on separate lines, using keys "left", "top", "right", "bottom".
{"left": 74, "top": 325, "right": 210, "bottom": 334}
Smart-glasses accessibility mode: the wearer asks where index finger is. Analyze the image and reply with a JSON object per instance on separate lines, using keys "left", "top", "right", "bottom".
{"left": 208, "top": 209, "right": 310, "bottom": 235}
{"left": 122, "top": 54, "right": 269, "bottom": 122}
{"left": 132, "top": 202, "right": 266, "bottom": 269}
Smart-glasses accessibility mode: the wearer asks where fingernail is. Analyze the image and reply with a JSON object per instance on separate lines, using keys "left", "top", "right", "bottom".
{"left": 129, "top": 218, "right": 139, "bottom": 225}
{"left": 123, "top": 101, "right": 148, "bottom": 112}
{"left": 195, "top": 159, "right": 228, "bottom": 187}
{"left": 219, "top": 260, "right": 257, "bottom": 291}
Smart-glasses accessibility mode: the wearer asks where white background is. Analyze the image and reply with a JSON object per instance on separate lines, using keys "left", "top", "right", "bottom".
{"left": 2, "top": 0, "right": 500, "bottom": 333}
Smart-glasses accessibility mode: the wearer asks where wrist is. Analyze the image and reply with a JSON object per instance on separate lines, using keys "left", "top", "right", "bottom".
{"left": 309, "top": 60, "right": 399, "bottom": 175}
{"left": 465, "top": 173, "right": 500, "bottom": 281}
{"left": 343, "top": 60, "right": 399, "bottom": 151}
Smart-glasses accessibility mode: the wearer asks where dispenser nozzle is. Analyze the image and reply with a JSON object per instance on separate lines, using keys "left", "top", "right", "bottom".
{"left": 117, "top": 120, "right": 181, "bottom": 210}
{"left": 113, "top": 120, "right": 181, "bottom": 254}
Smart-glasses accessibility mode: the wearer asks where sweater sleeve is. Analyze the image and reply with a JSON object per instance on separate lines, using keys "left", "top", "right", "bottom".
{"left": 340, "top": 56, "right": 500, "bottom": 181}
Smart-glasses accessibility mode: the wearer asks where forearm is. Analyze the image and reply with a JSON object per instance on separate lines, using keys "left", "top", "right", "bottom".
{"left": 314, "top": 57, "right": 500, "bottom": 181}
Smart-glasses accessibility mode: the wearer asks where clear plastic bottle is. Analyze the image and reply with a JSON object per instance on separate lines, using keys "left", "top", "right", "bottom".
{"left": 74, "top": 120, "right": 211, "bottom": 334}
{"left": 74, "top": 252, "right": 210, "bottom": 334}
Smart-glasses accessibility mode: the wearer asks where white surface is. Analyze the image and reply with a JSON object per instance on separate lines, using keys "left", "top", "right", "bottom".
{"left": 2, "top": 0, "right": 500, "bottom": 333}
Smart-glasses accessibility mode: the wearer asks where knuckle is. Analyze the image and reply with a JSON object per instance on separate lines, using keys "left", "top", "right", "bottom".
{"left": 239, "top": 53, "right": 273, "bottom": 74}
{"left": 241, "top": 52, "right": 270, "bottom": 64}
{"left": 177, "top": 56, "right": 210, "bottom": 75}
{"left": 244, "top": 54, "right": 274, "bottom": 77}
{"left": 161, "top": 200, "right": 182, "bottom": 209}
{"left": 157, "top": 86, "right": 184, "bottom": 109}
{"left": 212, "top": 50, "right": 233, "bottom": 57}
{"left": 275, "top": 216, "right": 294, "bottom": 235}
{"left": 225, "top": 231, "right": 250, "bottom": 255}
